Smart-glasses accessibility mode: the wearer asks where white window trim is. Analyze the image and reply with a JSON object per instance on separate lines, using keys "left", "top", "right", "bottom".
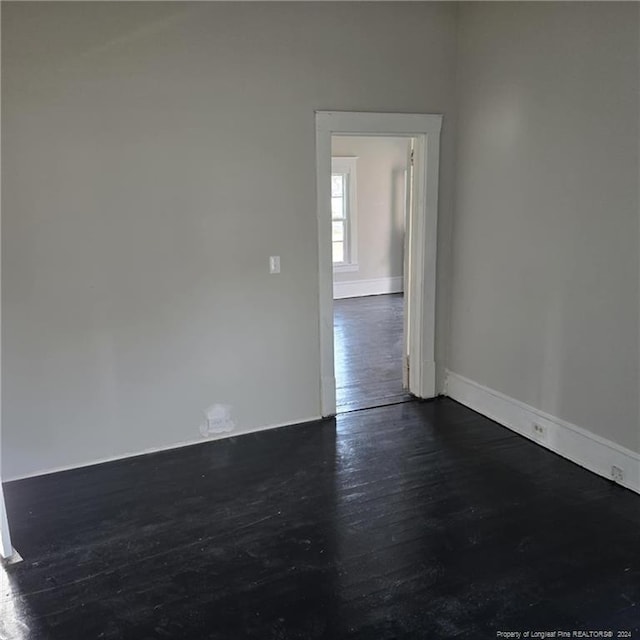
{"left": 331, "top": 156, "right": 358, "bottom": 270}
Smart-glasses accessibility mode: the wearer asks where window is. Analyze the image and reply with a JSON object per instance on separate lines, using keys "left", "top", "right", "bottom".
{"left": 331, "top": 173, "right": 347, "bottom": 263}
{"left": 331, "top": 157, "right": 358, "bottom": 270}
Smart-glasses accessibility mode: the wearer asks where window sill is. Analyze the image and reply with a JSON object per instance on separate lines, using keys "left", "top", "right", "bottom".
{"left": 333, "top": 263, "right": 359, "bottom": 274}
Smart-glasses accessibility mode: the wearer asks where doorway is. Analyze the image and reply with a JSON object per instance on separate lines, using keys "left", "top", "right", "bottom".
{"left": 331, "top": 135, "right": 411, "bottom": 412}
{"left": 316, "top": 112, "right": 443, "bottom": 418}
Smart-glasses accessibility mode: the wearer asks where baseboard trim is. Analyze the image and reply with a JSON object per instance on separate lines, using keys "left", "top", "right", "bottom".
{"left": 445, "top": 370, "right": 640, "bottom": 495}
{"left": 4, "top": 415, "right": 324, "bottom": 483}
{"left": 333, "top": 276, "right": 403, "bottom": 299}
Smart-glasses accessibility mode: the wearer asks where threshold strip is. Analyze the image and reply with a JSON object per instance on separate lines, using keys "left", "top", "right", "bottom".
{"left": 335, "top": 396, "right": 417, "bottom": 416}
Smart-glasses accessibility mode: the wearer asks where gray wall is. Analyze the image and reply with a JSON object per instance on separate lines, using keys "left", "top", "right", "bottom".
{"left": 2, "top": 2, "right": 458, "bottom": 478}
{"left": 331, "top": 136, "right": 409, "bottom": 285}
{"left": 450, "top": 2, "right": 640, "bottom": 452}
{"left": 6, "top": 1, "right": 635, "bottom": 479}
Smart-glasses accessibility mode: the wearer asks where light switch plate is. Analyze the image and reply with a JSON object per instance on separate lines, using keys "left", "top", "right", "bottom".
{"left": 269, "top": 256, "right": 281, "bottom": 274}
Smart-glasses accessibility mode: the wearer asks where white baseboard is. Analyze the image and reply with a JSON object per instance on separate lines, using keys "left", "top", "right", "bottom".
{"left": 445, "top": 370, "right": 640, "bottom": 495}
{"left": 333, "top": 276, "right": 403, "bottom": 300}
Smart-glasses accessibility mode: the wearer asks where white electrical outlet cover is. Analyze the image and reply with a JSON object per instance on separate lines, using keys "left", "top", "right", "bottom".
{"left": 200, "top": 404, "right": 235, "bottom": 436}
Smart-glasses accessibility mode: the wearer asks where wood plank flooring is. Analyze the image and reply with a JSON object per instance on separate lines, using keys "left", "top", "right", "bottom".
{"left": 2, "top": 399, "right": 639, "bottom": 639}
{"left": 334, "top": 293, "right": 411, "bottom": 413}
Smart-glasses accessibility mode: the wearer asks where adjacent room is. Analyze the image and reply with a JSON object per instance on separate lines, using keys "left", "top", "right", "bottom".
{"left": 331, "top": 135, "right": 412, "bottom": 413}
{"left": 1, "top": 2, "right": 639, "bottom": 638}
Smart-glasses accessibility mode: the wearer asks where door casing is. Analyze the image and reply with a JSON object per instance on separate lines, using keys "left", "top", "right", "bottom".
{"left": 0, "top": 487, "right": 12, "bottom": 560}
{"left": 315, "top": 111, "right": 443, "bottom": 417}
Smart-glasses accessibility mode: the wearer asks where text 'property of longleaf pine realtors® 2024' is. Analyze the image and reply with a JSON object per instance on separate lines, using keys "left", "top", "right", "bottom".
{"left": 497, "top": 632, "right": 632, "bottom": 639}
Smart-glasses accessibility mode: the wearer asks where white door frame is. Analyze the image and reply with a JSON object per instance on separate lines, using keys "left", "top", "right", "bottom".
{"left": 0, "top": 0, "right": 13, "bottom": 562}
{"left": 0, "top": 488, "right": 12, "bottom": 560}
{"left": 315, "top": 111, "right": 443, "bottom": 417}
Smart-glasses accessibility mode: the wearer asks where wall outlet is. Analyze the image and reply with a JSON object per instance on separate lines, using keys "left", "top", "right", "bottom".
{"left": 611, "top": 466, "right": 624, "bottom": 484}
{"left": 532, "top": 423, "right": 547, "bottom": 441}
{"left": 200, "top": 404, "right": 235, "bottom": 436}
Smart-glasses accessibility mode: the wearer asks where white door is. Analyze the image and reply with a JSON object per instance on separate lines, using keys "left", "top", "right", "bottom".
{"left": 402, "top": 140, "right": 414, "bottom": 391}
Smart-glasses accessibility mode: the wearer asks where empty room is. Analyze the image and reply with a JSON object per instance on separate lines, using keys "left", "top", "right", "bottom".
{"left": 1, "top": 2, "right": 639, "bottom": 638}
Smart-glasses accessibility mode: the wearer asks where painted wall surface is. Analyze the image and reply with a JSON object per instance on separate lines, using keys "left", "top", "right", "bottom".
{"left": 331, "top": 136, "right": 409, "bottom": 286}
{"left": 2, "top": 2, "right": 458, "bottom": 478}
{"left": 450, "top": 3, "right": 640, "bottom": 452}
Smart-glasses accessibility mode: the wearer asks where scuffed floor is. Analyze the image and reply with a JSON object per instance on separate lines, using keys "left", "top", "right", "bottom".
{"left": 334, "top": 293, "right": 411, "bottom": 413}
{"left": 2, "top": 398, "right": 639, "bottom": 639}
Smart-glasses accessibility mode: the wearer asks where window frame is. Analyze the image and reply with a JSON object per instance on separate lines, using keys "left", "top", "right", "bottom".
{"left": 331, "top": 157, "right": 358, "bottom": 271}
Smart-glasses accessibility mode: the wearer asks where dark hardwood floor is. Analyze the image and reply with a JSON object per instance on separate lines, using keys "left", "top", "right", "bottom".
{"left": 334, "top": 293, "right": 411, "bottom": 413}
{"left": 2, "top": 398, "right": 639, "bottom": 639}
